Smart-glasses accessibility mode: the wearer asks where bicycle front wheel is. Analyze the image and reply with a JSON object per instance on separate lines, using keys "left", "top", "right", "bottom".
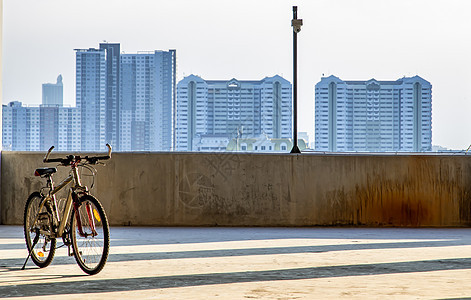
{"left": 71, "top": 195, "right": 110, "bottom": 275}
{"left": 24, "top": 192, "right": 56, "bottom": 268}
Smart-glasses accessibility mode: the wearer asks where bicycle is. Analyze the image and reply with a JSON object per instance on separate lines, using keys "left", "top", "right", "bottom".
{"left": 22, "top": 144, "right": 112, "bottom": 275}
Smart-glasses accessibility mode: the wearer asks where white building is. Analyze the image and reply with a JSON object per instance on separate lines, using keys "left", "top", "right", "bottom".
{"left": 315, "top": 75, "right": 432, "bottom": 152}
{"left": 175, "top": 75, "right": 292, "bottom": 151}
{"left": 192, "top": 135, "right": 230, "bottom": 152}
{"left": 226, "top": 134, "right": 307, "bottom": 152}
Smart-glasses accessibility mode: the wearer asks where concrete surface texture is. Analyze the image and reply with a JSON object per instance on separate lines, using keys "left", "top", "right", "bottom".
{"left": 2, "top": 152, "right": 471, "bottom": 226}
{"left": 2, "top": 226, "right": 471, "bottom": 299}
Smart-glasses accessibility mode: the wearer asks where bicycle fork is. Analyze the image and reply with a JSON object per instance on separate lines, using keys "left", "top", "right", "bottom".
{"left": 73, "top": 196, "right": 98, "bottom": 238}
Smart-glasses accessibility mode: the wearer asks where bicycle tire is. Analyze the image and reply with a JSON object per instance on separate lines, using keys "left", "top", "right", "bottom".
{"left": 23, "top": 192, "right": 56, "bottom": 268}
{"left": 70, "top": 195, "right": 110, "bottom": 275}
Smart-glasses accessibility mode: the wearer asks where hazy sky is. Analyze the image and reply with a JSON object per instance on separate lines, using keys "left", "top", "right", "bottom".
{"left": 3, "top": 0, "right": 471, "bottom": 150}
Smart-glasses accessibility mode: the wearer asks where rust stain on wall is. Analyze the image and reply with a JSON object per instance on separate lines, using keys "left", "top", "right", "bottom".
{"left": 318, "top": 156, "right": 471, "bottom": 227}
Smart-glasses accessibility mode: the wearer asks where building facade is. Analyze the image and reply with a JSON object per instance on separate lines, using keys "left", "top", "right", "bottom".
{"left": 75, "top": 47, "right": 106, "bottom": 151}
{"left": 75, "top": 44, "right": 176, "bottom": 151}
{"left": 100, "top": 43, "right": 121, "bottom": 149}
{"left": 226, "top": 135, "right": 307, "bottom": 152}
{"left": 2, "top": 101, "right": 79, "bottom": 151}
{"left": 120, "top": 50, "right": 176, "bottom": 151}
{"left": 175, "top": 75, "right": 292, "bottom": 151}
{"left": 315, "top": 75, "right": 432, "bottom": 152}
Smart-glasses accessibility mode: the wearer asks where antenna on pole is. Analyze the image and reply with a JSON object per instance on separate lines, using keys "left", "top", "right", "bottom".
{"left": 290, "top": 6, "right": 303, "bottom": 154}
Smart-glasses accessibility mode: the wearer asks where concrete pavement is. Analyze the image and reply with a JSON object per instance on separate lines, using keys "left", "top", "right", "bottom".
{"left": 2, "top": 226, "right": 471, "bottom": 299}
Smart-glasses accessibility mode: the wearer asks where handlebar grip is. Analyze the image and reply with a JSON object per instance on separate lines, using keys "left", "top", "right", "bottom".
{"left": 45, "top": 158, "right": 65, "bottom": 163}
{"left": 94, "top": 144, "right": 112, "bottom": 160}
{"left": 85, "top": 144, "right": 112, "bottom": 163}
{"left": 92, "top": 156, "right": 110, "bottom": 161}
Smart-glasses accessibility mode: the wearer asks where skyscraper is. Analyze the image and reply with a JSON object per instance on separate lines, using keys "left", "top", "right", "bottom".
{"left": 99, "top": 43, "right": 120, "bottom": 148}
{"left": 75, "top": 48, "right": 106, "bottom": 151}
{"left": 315, "top": 75, "right": 432, "bottom": 152}
{"left": 75, "top": 43, "right": 176, "bottom": 151}
{"left": 42, "top": 75, "right": 63, "bottom": 106}
{"left": 120, "top": 50, "right": 176, "bottom": 151}
{"left": 175, "top": 75, "right": 292, "bottom": 151}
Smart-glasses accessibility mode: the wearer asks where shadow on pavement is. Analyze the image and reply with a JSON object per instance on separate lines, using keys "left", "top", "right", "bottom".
{"left": 2, "top": 258, "right": 471, "bottom": 297}
{"left": 1, "top": 239, "right": 468, "bottom": 270}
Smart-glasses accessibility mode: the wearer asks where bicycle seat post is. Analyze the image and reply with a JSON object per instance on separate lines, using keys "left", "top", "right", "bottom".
{"left": 46, "top": 175, "right": 53, "bottom": 190}
{"left": 44, "top": 174, "right": 60, "bottom": 232}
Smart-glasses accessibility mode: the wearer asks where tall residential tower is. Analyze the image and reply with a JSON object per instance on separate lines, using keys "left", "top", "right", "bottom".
{"left": 120, "top": 50, "right": 176, "bottom": 151}
{"left": 315, "top": 75, "right": 432, "bottom": 152}
{"left": 75, "top": 43, "right": 176, "bottom": 151}
{"left": 75, "top": 48, "right": 106, "bottom": 151}
{"left": 99, "top": 43, "right": 120, "bottom": 148}
{"left": 175, "top": 75, "right": 292, "bottom": 151}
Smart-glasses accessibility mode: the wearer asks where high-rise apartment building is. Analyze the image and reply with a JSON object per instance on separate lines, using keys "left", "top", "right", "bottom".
{"left": 99, "top": 43, "right": 120, "bottom": 148}
{"left": 75, "top": 43, "right": 176, "bottom": 151}
{"left": 75, "top": 47, "right": 106, "bottom": 151}
{"left": 120, "top": 50, "right": 176, "bottom": 151}
{"left": 315, "top": 75, "right": 432, "bottom": 152}
{"left": 175, "top": 75, "right": 292, "bottom": 151}
{"left": 42, "top": 75, "right": 63, "bottom": 106}
{"left": 2, "top": 101, "right": 79, "bottom": 151}
{"left": 2, "top": 101, "right": 27, "bottom": 151}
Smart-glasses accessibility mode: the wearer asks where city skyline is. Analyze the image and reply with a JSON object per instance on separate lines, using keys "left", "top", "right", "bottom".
{"left": 3, "top": 43, "right": 177, "bottom": 152}
{"left": 3, "top": 0, "right": 471, "bottom": 150}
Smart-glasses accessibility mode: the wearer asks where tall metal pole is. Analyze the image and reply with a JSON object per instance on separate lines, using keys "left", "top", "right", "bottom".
{"left": 290, "top": 6, "right": 302, "bottom": 153}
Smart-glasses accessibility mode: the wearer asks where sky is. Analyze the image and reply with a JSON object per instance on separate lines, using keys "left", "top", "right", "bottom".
{"left": 3, "top": 0, "right": 471, "bottom": 150}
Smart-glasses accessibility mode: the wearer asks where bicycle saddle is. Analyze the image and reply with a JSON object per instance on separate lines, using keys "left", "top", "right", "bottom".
{"left": 34, "top": 168, "right": 57, "bottom": 177}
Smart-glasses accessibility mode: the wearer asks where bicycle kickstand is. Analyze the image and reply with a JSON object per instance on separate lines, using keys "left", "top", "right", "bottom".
{"left": 21, "top": 228, "right": 40, "bottom": 270}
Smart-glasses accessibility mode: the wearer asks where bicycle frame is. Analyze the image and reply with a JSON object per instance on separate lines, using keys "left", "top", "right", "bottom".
{"left": 33, "top": 162, "right": 92, "bottom": 239}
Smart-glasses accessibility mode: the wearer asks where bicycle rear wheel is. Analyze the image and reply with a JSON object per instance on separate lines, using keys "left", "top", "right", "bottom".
{"left": 71, "top": 195, "right": 110, "bottom": 275}
{"left": 23, "top": 192, "right": 56, "bottom": 268}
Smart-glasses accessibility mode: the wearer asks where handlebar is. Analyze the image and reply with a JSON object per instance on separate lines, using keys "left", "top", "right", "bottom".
{"left": 43, "top": 144, "right": 112, "bottom": 165}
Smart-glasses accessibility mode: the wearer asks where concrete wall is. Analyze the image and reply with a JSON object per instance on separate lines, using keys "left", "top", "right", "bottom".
{"left": 2, "top": 152, "right": 471, "bottom": 227}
